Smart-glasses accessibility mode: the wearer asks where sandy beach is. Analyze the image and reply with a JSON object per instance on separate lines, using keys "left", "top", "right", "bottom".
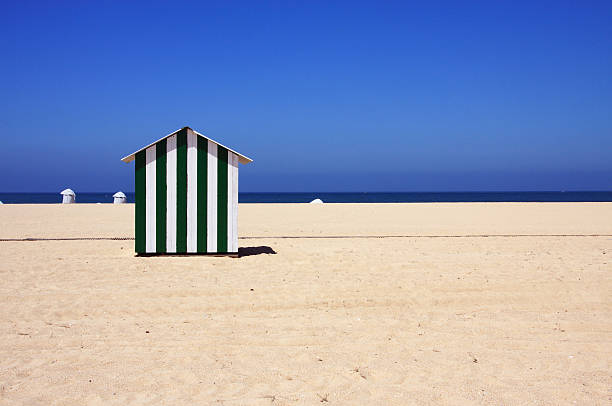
{"left": 1, "top": 202, "right": 611, "bottom": 405}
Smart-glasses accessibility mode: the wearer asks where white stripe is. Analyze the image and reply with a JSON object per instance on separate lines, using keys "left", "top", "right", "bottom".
{"left": 227, "top": 152, "right": 233, "bottom": 252}
{"left": 145, "top": 145, "right": 156, "bottom": 253}
{"left": 231, "top": 153, "right": 239, "bottom": 252}
{"left": 207, "top": 141, "right": 218, "bottom": 252}
{"left": 186, "top": 130, "right": 198, "bottom": 252}
{"left": 166, "top": 135, "right": 177, "bottom": 253}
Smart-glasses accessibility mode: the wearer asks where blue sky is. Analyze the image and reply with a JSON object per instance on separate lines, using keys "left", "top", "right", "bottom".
{"left": 1, "top": 1, "right": 611, "bottom": 192}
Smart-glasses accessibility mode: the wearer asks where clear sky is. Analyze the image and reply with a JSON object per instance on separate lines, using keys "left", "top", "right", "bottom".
{"left": 2, "top": 1, "right": 611, "bottom": 192}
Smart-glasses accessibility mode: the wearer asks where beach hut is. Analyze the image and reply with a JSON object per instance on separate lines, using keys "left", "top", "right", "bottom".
{"left": 60, "top": 188, "right": 75, "bottom": 204}
{"left": 113, "top": 191, "right": 127, "bottom": 204}
{"left": 121, "top": 127, "right": 253, "bottom": 255}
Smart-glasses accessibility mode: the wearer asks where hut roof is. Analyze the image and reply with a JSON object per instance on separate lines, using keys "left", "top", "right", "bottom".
{"left": 121, "top": 127, "right": 253, "bottom": 164}
{"left": 113, "top": 191, "right": 126, "bottom": 198}
{"left": 60, "top": 189, "right": 75, "bottom": 196}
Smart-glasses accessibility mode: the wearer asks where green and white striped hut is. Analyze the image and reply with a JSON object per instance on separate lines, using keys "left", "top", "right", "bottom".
{"left": 121, "top": 127, "right": 252, "bottom": 255}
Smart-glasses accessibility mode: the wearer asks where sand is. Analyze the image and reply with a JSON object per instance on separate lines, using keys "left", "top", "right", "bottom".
{"left": 0, "top": 203, "right": 611, "bottom": 405}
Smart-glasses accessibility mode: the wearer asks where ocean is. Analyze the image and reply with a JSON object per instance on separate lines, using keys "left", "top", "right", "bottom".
{"left": 1, "top": 191, "right": 611, "bottom": 204}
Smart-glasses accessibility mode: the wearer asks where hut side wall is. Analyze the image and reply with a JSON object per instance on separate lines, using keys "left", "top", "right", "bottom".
{"left": 135, "top": 128, "right": 239, "bottom": 254}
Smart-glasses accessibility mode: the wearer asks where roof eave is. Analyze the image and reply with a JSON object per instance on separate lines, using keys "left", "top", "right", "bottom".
{"left": 191, "top": 129, "right": 253, "bottom": 164}
{"left": 121, "top": 127, "right": 185, "bottom": 163}
{"left": 121, "top": 127, "right": 253, "bottom": 164}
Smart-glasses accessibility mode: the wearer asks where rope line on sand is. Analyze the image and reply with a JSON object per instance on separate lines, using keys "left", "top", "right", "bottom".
{"left": 1, "top": 234, "right": 611, "bottom": 242}
{"left": 0, "top": 237, "right": 135, "bottom": 241}
{"left": 240, "top": 234, "right": 612, "bottom": 239}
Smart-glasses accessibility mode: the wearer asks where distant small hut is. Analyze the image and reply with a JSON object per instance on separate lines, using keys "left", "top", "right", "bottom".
{"left": 61, "top": 189, "right": 75, "bottom": 204}
{"left": 113, "top": 191, "right": 127, "bottom": 204}
{"left": 121, "top": 126, "right": 253, "bottom": 255}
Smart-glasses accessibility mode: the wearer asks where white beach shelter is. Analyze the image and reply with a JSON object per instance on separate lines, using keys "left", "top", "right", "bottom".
{"left": 61, "top": 188, "right": 75, "bottom": 204}
{"left": 310, "top": 198, "right": 324, "bottom": 204}
{"left": 113, "top": 191, "right": 127, "bottom": 204}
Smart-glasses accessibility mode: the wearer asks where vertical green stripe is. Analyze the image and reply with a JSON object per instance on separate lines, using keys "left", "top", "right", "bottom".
{"left": 176, "top": 129, "right": 188, "bottom": 253}
{"left": 156, "top": 139, "right": 167, "bottom": 253}
{"left": 217, "top": 147, "right": 228, "bottom": 252}
{"left": 197, "top": 137, "right": 208, "bottom": 253}
{"left": 135, "top": 151, "right": 146, "bottom": 254}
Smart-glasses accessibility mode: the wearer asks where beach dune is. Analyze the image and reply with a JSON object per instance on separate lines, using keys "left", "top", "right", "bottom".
{"left": 1, "top": 203, "right": 611, "bottom": 405}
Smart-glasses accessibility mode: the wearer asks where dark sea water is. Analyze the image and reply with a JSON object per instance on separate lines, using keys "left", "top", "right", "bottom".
{"left": 1, "top": 191, "right": 612, "bottom": 204}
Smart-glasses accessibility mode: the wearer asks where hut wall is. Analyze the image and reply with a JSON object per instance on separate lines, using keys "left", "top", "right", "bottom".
{"left": 134, "top": 128, "right": 239, "bottom": 254}
{"left": 62, "top": 194, "right": 75, "bottom": 204}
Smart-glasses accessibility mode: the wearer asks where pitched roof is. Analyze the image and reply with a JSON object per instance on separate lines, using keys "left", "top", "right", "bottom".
{"left": 121, "top": 127, "right": 253, "bottom": 164}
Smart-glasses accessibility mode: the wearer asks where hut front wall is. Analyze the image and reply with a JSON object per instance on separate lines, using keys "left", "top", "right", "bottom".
{"left": 134, "top": 128, "right": 239, "bottom": 254}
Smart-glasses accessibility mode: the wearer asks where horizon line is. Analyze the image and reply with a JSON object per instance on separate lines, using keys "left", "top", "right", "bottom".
{"left": 1, "top": 190, "right": 612, "bottom": 194}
